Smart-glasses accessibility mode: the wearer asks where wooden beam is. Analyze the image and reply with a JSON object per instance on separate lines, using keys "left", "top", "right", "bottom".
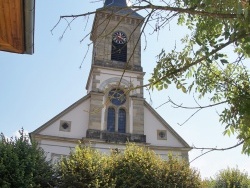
{"left": 0, "top": 0, "right": 24, "bottom": 53}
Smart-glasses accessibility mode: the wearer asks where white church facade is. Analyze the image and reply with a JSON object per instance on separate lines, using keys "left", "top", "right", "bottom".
{"left": 30, "top": 0, "right": 191, "bottom": 162}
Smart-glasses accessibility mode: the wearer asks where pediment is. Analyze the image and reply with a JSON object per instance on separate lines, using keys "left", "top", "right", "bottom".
{"left": 31, "top": 95, "right": 90, "bottom": 139}
{"left": 144, "top": 101, "right": 190, "bottom": 149}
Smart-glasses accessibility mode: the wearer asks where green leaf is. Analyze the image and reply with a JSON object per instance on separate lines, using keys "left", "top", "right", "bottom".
{"left": 220, "top": 59, "right": 229, "bottom": 64}
{"left": 176, "top": 83, "right": 181, "bottom": 89}
{"left": 181, "top": 86, "right": 187, "bottom": 93}
{"left": 229, "top": 126, "right": 235, "bottom": 135}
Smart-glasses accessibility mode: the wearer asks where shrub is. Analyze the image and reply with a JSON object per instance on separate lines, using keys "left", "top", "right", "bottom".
{"left": 201, "top": 178, "right": 216, "bottom": 188}
{"left": 112, "top": 144, "right": 163, "bottom": 188}
{"left": 160, "top": 155, "right": 201, "bottom": 188}
{"left": 56, "top": 143, "right": 202, "bottom": 188}
{"left": 56, "top": 145, "right": 116, "bottom": 188}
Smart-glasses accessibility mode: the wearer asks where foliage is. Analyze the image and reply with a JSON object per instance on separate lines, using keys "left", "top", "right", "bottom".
{"left": 127, "top": 0, "right": 250, "bottom": 154}
{"left": 200, "top": 167, "right": 250, "bottom": 188}
{"left": 55, "top": 144, "right": 116, "bottom": 188}
{"left": 214, "top": 167, "right": 250, "bottom": 188}
{"left": 0, "top": 129, "right": 55, "bottom": 188}
{"left": 201, "top": 178, "right": 216, "bottom": 188}
{"left": 56, "top": 143, "right": 201, "bottom": 188}
{"left": 113, "top": 144, "right": 201, "bottom": 188}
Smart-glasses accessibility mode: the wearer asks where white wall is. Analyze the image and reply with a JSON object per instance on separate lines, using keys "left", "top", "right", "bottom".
{"left": 96, "top": 68, "right": 142, "bottom": 94}
{"left": 40, "top": 98, "right": 90, "bottom": 139}
{"left": 41, "top": 139, "right": 183, "bottom": 162}
{"left": 144, "top": 105, "right": 185, "bottom": 148}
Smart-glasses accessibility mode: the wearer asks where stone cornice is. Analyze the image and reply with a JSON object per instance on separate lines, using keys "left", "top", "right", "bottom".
{"left": 33, "top": 133, "right": 190, "bottom": 152}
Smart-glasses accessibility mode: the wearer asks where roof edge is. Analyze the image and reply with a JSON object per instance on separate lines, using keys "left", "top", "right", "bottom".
{"left": 96, "top": 6, "right": 144, "bottom": 19}
{"left": 24, "top": 0, "right": 35, "bottom": 54}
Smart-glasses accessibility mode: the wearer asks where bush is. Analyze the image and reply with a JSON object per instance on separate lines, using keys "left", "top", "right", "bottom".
{"left": 56, "top": 145, "right": 116, "bottom": 188}
{"left": 56, "top": 143, "right": 201, "bottom": 188}
{"left": 112, "top": 144, "right": 163, "bottom": 188}
{"left": 0, "top": 129, "right": 55, "bottom": 188}
{"left": 214, "top": 167, "right": 250, "bottom": 188}
{"left": 201, "top": 178, "right": 216, "bottom": 188}
{"left": 112, "top": 145, "right": 201, "bottom": 188}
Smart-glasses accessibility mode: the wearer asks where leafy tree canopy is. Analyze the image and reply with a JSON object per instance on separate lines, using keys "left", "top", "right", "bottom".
{"left": 0, "top": 129, "right": 55, "bottom": 188}
{"left": 129, "top": 0, "right": 250, "bottom": 154}
{"left": 213, "top": 167, "right": 249, "bottom": 188}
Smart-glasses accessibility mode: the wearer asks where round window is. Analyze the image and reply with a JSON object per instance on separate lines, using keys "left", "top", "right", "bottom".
{"left": 108, "top": 89, "right": 126, "bottom": 105}
{"left": 62, "top": 122, "right": 69, "bottom": 129}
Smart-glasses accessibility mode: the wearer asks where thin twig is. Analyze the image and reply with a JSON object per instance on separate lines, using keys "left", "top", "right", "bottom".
{"left": 190, "top": 139, "right": 246, "bottom": 163}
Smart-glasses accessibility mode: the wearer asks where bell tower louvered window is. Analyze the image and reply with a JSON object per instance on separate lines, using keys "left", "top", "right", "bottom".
{"left": 111, "top": 31, "right": 127, "bottom": 62}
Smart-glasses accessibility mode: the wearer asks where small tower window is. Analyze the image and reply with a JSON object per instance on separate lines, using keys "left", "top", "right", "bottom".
{"left": 107, "top": 107, "right": 115, "bottom": 132}
{"left": 111, "top": 31, "right": 127, "bottom": 62}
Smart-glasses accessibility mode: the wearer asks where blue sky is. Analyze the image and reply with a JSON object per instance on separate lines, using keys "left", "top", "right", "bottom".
{"left": 0, "top": 0, "right": 249, "bottom": 179}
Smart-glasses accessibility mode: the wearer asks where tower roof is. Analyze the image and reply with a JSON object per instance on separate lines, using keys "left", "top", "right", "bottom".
{"left": 104, "top": 0, "right": 127, "bottom": 7}
{"left": 101, "top": 0, "right": 143, "bottom": 19}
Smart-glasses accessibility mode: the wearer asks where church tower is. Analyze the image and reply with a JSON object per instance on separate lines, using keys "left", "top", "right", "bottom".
{"left": 30, "top": 0, "right": 191, "bottom": 162}
{"left": 86, "top": 0, "right": 146, "bottom": 142}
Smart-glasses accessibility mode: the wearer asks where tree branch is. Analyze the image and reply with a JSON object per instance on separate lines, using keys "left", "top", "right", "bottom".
{"left": 132, "top": 32, "right": 250, "bottom": 91}
{"left": 190, "top": 139, "right": 246, "bottom": 164}
{"left": 131, "top": 4, "right": 239, "bottom": 19}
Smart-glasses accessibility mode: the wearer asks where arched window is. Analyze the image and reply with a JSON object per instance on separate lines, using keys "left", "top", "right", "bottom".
{"left": 107, "top": 107, "right": 115, "bottom": 132}
{"left": 118, "top": 109, "right": 126, "bottom": 133}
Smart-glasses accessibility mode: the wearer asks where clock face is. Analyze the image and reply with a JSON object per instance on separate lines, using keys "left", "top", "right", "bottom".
{"left": 112, "top": 31, "right": 127, "bottom": 44}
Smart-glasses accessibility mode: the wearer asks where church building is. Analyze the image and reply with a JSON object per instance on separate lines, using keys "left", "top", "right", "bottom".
{"left": 30, "top": 0, "right": 191, "bottom": 162}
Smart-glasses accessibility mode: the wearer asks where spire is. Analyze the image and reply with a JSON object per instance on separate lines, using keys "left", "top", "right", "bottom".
{"left": 104, "top": 0, "right": 127, "bottom": 7}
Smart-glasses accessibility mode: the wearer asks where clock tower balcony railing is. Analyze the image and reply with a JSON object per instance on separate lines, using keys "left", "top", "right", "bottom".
{"left": 86, "top": 129, "right": 146, "bottom": 143}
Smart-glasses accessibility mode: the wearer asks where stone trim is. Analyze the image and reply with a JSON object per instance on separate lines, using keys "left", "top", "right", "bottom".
{"left": 97, "top": 11, "right": 144, "bottom": 25}
{"left": 146, "top": 145, "right": 191, "bottom": 152}
{"left": 31, "top": 134, "right": 81, "bottom": 143}
{"left": 99, "top": 77, "right": 131, "bottom": 91}
{"left": 94, "top": 59, "right": 143, "bottom": 72}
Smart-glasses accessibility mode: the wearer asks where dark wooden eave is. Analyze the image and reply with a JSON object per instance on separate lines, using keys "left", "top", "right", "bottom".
{"left": 0, "top": 0, "right": 35, "bottom": 54}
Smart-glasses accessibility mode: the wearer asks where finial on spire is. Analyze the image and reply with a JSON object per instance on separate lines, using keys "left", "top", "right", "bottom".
{"left": 104, "top": 0, "right": 127, "bottom": 7}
